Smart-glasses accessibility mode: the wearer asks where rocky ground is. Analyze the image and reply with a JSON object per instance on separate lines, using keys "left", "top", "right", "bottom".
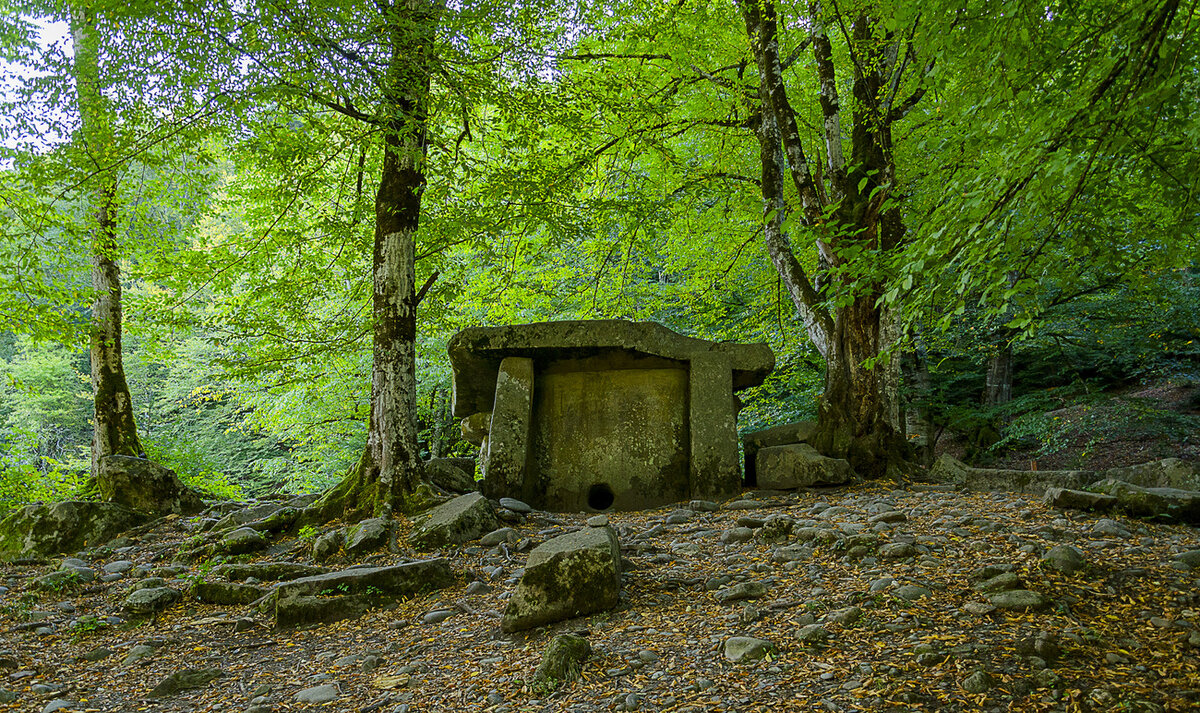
{"left": 2, "top": 483, "right": 1199, "bottom": 713}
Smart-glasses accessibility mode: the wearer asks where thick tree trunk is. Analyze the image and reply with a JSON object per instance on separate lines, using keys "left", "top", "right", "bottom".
{"left": 71, "top": 8, "right": 145, "bottom": 478}
{"left": 983, "top": 342, "right": 1014, "bottom": 408}
{"left": 309, "top": 0, "right": 437, "bottom": 522}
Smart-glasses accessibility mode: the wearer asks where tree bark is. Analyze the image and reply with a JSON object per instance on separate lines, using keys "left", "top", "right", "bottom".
{"left": 309, "top": 0, "right": 438, "bottom": 521}
{"left": 738, "top": 0, "right": 910, "bottom": 477}
{"left": 71, "top": 7, "right": 145, "bottom": 477}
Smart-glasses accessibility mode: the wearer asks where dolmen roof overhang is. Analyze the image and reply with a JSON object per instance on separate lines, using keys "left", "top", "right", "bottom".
{"left": 448, "top": 319, "right": 775, "bottom": 418}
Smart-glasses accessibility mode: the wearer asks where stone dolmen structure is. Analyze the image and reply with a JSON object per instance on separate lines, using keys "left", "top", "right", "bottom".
{"left": 448, "top": 320, "right": 773, "bottom": 511}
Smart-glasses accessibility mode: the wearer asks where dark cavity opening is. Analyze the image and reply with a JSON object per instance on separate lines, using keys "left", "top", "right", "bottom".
{"left": 587, "top": 483, "right": 615, "bottom": 511}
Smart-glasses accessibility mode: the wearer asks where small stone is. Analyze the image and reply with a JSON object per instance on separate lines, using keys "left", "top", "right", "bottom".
{"left": 533, "top": 634, "right": 591, "bottom": 685}
{"left": 961, "top": 670, "right": 993, "bottom": 694}
{"left": 723, "top": 636, "right": 775, "bottom": 663}
{"left": 720, "top": 527, "right": 755, "bottom": 544}
{"left": 422, "top": 609, "right": 455, "bottom": 624}
{"left": 123, "top": 587, "right": 181, "bottom": 615}
{"left": 880, "top": 542, "right": 915, "bottom": 559}
{"left": 1174, "top": 550, "right": 1200, "bottom": 569}
{"left": 294, "top": 683, "right": 340, "bottom": 704}
{"left": 894, "top": 584, "right": 932, "bottom": 601}
{"left": 797, "top": 624, "right": 831, "bottom": 644}
{"left": 689, "top": 500, "right": 719, "bottom": 512}
{"left": 480, "top": 528, "right": 518, "bottom": 546}
{"left": 0, "top": 689, "right": 16, "bottom": 704}
{"left": 715, "top": 581, "right": 768, "bottom": 603}
{"left": 586, "top": 515, "right": 608, "bottom": 527}
{"left": 1042, "top": 545, "right": 1086, "bottom": 574}
{"left": 975, "top": 572, "right": 1023, "bottom": 593}
{"left": 499, "top": 498, "right": 532, "bottom": 514}
{"left": 1091, "top": 518, "right": 1131, "bottom": 538}
{"left": 988, "top": 589, "right": 1052, "bottom": 612}
{"left": 41, "top": 699, "right": 77, "bottom": 713}
{"left": 148, "top": 668, "right": 223, "bottom": 698}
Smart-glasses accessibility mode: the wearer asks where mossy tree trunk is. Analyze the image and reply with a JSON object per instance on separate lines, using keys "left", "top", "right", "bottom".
{"left": 309, "top": 0, "right": 439, "bottom": 522}
{"left": 71, "top": 6, "right": 146, "bottom": 479}
{"left": 738, "top": 0, "right": 911, "bottom": 477}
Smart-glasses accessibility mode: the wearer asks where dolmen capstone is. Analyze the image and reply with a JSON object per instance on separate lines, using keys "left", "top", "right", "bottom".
{"left": 448, "top": 319, "right": 773, "bottom": 511}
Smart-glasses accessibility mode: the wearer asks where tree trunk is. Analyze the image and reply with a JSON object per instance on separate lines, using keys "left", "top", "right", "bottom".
{"left": 983, "top": 342, "right": 1014, "bottom": 409}
{"left": 309, "top": 0, "right": 437, "bottom": 522}
{"left": 737, "top": 0, "right": 911, "bottom": 478}
{"left": 71, "top": 8, "right": 145, "bottom": 477}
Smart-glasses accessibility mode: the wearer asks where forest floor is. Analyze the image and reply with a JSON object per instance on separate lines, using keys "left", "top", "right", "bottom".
{"left": 1, "top": 478, "right": 1199, "bottom": 713}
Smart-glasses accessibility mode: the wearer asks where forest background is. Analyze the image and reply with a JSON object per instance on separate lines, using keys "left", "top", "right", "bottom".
{"left": 0, "top": 0, "right": 1198, "bottom": 509}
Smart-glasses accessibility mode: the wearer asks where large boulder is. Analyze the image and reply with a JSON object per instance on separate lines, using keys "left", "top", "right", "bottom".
{"left": 268, "top": 559, "right": 455, "bottom": 628}
{"left": 425, "top": 459, "right": 477, "bottom": 494}
{"left": 1043, "top": 487, "right": 1117, "bottom": 511}
{"left": 1089, "top": 479, "right": 1200, "bottom": 523}
{"left": 1102, "top": 459, "right": 1198, "bottom": 490}
{"left": 742, "top": 421, "right": 817, "bottom": 485}
{"left": 344, "top": 518, "right": 391, "bottom": 555}
{"left": 501, "top": 526, "right": 621, "bottom": 633}
{"left": 0, "top": 501, "right": 148, "bottom": 561}
{"left": 756, "top": 444, "right": 853, "bottom": 489}
{"left": 97, "top": 455, "right": 205, "bottom": 515}
{"left": 929, "top": 454, "right": 1091, "bottom": 495}
{"left": 409, "top": 493, "right": 499, "bottom": 550}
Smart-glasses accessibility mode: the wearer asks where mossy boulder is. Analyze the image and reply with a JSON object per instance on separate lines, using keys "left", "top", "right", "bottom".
{"left": 266, "top": 559, "right": 455, "bottom": 628}
{"left": 501, "top": 526, "right": 621, "bottom": 633}
{"left": 0, "top": 501, "right": 148, "bottom": 562}
{"left": 533, "top": 634, "right": 591, "bottom": 685}
{"left": 409, "top": 493, "right": 499, "bottom": 550}
{"left": 191, "top": 580, "right": 265, "bottom": 605}
{"left": 425, "top": 459, "right": 477, "bottom": 494}
{"left": 344, "top": 518, "right": 391, "bottom": 555}
{"left": 1089, "top": 479, "right": 1200, "bottom": 523}
{"left": 97, "top": 455, "right": 205, "bottom": 515}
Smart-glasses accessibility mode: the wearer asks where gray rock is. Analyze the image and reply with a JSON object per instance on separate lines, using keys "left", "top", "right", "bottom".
{"left": 191, "top": 580, "right": 264, "bottom": 606}
{"left": 344, "top": 518, "right": 390, "bottom": 555}
{"left": 124, "top": 587, "right": 182, "bottom": 614}
{"left": 689, "top": 500, "right": 720, "bottom": 512}
{"left": 720, "top": 527, "right": 754, "bottom": 544}
{"left": 215, "top": 562, "right": 329, "bottom": 582}
{"left": 962, "top": 670, "right": 993, "bottom": 693}
{"left": 148, "top": 668, "right": 223, "bottom": 698}
{"left": 1043, "top": 487, "right": 1117, "bottom": 511}
{"left": 715, "top": 581, "right": 768, "bottom": 603}
{"left": 723, "top": 636, "right": 775, "bottom": 663}
{"left": 1091, "top": 517, "right": 1132, "bottom": 537}
{"left": 221, "top": 527, "right": 268, "bottom": 555}
{"left": 1103, "top": 459, "right": 1198, "bottom": 489}
{"left": 422, "top": 609, "right": 455, "bottom": 624}
{"left": 1176, "top": 549, "right": 1200, "bottom": 569}
{"left": 929, "top": 454, "right": 1090, "bottom": 494}
{"left": 976, "top": 573, "right": 1023, "bottom": 593}
{"left": 103, "top": 560, "right": 134, "bottom": 574}
{"left": 742, "top": 421, "right": 817, "bottom": 485}
{"left": 313, "top": 529, "right": 344, "bottom": 562}
{"left": 425, "top": 458, "right": 477, "bottom": 494}
{"left": 270, "top": 559, "right": 455, "bottom": 628}
{"left": 756, "top": 444, "right": 853, "bottom": 489}
{"left": 797, "top": 624, "right": 831, "bottom": 644}
{"left": 294, "top": 683, "right": 340, "bottom": 704}
{"left": 894, "top": 584, "right": 932, "bottom": 601}
{"left": 586, "top": 515, "right": 608, "bottom": 527}
{"left": 1042, "top": 545, "right": 1086, "bottom": 574}
{"left": 0, "top": 501, "right": 148, "bottom": 561}
{"left": 533, "top": 634, "right": 591, "bottom": 685}
{"left": 97, "top": 455, "right": 205, "bottom": 515}
{"left": 410, "top": 493, "right": 500, "bottom": 550}
{"left": 212, "top": 503, "right": 284, "bottom": 532}
{"left": 480, "top": 528, "right": 518, "bottom": 546}
{"left": 0, "top": 689, "right": 17, "bottom": 703}
{"left": 501, "top": 526, "right": 621, "bottom": 633}
{"left": 498, "top": 497, "right": 532, "bottom": 514}
{"left": 122, "top": 644, "right": 156, "bottom": 666}
{"left": 880, "top": 542, "right": 915, "bottom": 559}
{"left": 1090, "top": 479, "right": 1200, "bottom": 523}
{"left": 988, "top": 589, "right": 1052, "bottom": 612}
{"left": 41, "top": 699, "right": 77, "bottom": 713}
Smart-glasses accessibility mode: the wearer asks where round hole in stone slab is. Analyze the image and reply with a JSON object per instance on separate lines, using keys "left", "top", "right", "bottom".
{"left": 587, "top": 483, "right": 615, "bottom": 511}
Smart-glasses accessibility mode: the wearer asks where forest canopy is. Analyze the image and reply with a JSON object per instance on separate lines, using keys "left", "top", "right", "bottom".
{"left": 0, "top": 0, "right": 1197, "bottom": 509}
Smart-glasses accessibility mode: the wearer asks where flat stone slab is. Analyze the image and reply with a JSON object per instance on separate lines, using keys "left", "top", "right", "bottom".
{"left": 215, "top": 562, "right": 328, "bottom": 582}
{"left": 448, "top": 319, "right": 773, "bottom": 417}
{"left": 270, "top": 560, "right": 455, "bottom": 629}
{"left": 274, "top": 559, "right": 455, "bottom": 600}
{"left": 930, "top": 455, "right": 1091, "bottom": 495}
{"left": 501, "top": 526, "right": 621, "bottom": 632}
